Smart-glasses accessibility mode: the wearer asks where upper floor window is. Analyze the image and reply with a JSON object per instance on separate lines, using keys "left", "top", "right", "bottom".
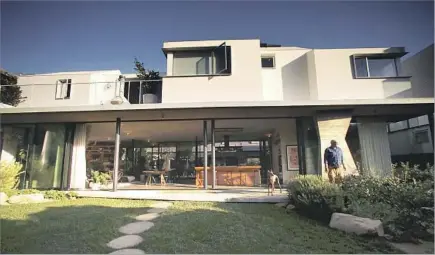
{"left": 353, "top": 55, "right": 399, "bottom": 78}
{"left": 55, "top": 79, "right": 71, "bottom": 99}
{"left": 172, "top": 43, "right": 231, "bottom": 76}
{"left": 261, "top": 56, "right": 275, "bottom": 68}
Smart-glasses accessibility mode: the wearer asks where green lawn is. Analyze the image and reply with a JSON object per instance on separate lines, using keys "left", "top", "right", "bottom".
{"left": 0, "top": 198, "right": 398, "bottom": 254}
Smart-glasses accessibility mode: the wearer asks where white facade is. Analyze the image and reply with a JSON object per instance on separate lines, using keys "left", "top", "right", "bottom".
{"left": 161, "top": 39, "right": 423, "bottom": 104}
{"left": 16, "top": 70, "right": 124, "bottom": 108}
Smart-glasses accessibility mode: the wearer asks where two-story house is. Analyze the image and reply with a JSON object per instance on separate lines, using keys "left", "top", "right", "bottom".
{"left": 0, "top": 39, "right": 433, "bottom": 191}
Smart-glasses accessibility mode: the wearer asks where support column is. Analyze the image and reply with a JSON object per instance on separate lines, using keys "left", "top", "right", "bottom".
{"left": 203, "top": 120, "right": 208, "bottom": 189}
{"left": 195, "top": 136, "right": 198, "bottom": 166}
{"left": 316, "top": 111, "right": 357, "bottom": 179}
{"left": 428, "top": 113, "right": 434, "bottom": 148}
{"left": 211, "top": 120, "right": 216, "bottom": 189}
{"left": 113, "top": 118, "right": 121, "bottom": 192}
{"left": 357, "top": 117, "right": 392, "bottom": 177}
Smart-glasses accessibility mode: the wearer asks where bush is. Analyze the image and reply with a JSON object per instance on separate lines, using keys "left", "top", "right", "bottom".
{"left": 0, "top": 161, "right": 23, "bottom": 190}
{"left": 44, "top": 190, "right": 78, "bottom": 200}
{"left": 341, "top": 169, "right": 434, "bottom": 243}
{"left": 1, "top": 188, "right": 40, "bottom": 197}
{"left": 90, "top": 170, "right": 111, "bottom": 185}
{"left": 288, "top": 164, "right": 434, "bottom": 243}
{"left": 288, "top": 175, "right": 345, "bottom": 223}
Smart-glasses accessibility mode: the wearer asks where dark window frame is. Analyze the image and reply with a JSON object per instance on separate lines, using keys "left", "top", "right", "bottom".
{"left": 55, "top": 79, "right": 72, "bottom": 100}
{"left": 351, "top": 53, "right": 407, "bottom": 79}
{"left": 170, "top": 44, "right": 232, "bottom": 77}
{"left": 261, "top": 56, "right": 275, "bottom": 68}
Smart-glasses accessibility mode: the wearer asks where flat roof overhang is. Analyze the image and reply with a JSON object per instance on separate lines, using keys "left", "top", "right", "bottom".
{"left": 0, "top": 99, "right": 433, "bottom": 124}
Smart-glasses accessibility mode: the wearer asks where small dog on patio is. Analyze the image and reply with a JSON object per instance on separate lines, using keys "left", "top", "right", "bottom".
{"left": 267, "top": 169, "right": 282, "bottom": 196}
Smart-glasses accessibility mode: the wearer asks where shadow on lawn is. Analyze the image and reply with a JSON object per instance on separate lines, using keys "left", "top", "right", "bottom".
{"left": 0, "top": 200, "right": 399, "bottom": 254}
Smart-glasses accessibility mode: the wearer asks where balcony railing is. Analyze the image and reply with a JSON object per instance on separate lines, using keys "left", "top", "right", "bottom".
{"left": 0, "top": 79, "right": 162, "bottom": 107}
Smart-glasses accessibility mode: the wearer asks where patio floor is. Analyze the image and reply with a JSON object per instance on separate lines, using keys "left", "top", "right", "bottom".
{"left": 76, "top": 185, "right": 288, "bottom": 203}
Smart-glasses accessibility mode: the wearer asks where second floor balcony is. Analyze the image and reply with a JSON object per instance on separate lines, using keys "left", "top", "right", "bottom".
{"left": 0, "top": 78, "right": 163, "bottom": 108}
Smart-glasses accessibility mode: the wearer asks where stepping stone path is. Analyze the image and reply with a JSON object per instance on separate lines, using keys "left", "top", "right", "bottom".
{"left": 106, "top": 201, "right": 172, "bottom": 254}
{"left": 119, "top": 221, "right": 155, "bottom": 235}
{"left": 109, "top": 249, "right": 146, "bottom": 255}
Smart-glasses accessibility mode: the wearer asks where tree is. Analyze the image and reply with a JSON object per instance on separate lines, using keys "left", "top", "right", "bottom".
{"left": 0, "top": 70, "right": 24, "bottom": 106}
{"left": 133, "top": 58, "right": 161, "bottom": 94}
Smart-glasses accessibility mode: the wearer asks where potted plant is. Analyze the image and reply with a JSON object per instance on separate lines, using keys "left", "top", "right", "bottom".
{"left": 134, "top": 58, "right": 161, "bottom": 104}
{"left": 89, "top": 170, "right": 111, "bottom": 190}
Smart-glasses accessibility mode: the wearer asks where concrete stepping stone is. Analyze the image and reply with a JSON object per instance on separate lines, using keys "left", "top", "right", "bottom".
{"left": 108, "top": 248, "right": 146, "bottom": 255}
{"left": 135, "top": 213, "right": 160, "bottom": 221}
{"left": 152, "top": 202, "right": 172, "bottom": 209}
{"left": 107, "top": 235, "right": 143, "bottom": 249}
{"left": 119, "top": 221, "right": 155, "bottom": 235}
{"left": 147, "top": 208, "right": 167, "bottom": 214}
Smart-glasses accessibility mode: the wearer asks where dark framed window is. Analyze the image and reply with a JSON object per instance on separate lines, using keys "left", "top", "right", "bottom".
{"left": 172, "top": 43, "right": 231, "bottom": 76}
{"left": 414, "top": 130, "right": 430, "bottom": 144}
{"left": 353, "top": 55, "right": 399, "bottom": 78}
{"left": 261, "top": 56, "right": 275, "bottom": 68}
{"left": 55, "top": 79, "right": 72, "bottom": 99}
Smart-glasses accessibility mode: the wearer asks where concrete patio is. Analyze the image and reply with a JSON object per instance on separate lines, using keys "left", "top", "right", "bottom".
{"left": 75, "top": 188, "right": 288, "bottom": 203}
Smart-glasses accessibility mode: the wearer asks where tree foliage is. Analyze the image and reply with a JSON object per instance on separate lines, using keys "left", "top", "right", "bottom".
{"left": 0, "top": 70, "right": 24, "bottom": 106}
{"left": 133, "top": 58, "right": 161, "bottom": 94}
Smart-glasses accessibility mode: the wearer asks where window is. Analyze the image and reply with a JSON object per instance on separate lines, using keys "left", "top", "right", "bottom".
{"left": 414, "top": 130, "right": 430, "bottom": 144}
{"left": 172, "top": 43, "right": 231, "bottom": 76}
{"left": 388, "top": 120, "right": 408, "bottom": 132}
{"left": 261, "top": 56, "right": 275, "bottom": 68}
{"left": 409, "top": 115, "right": 429, "bottom": 128}
{"left": 55, "top": 79, "right": 71, "bottom": 99}
{"left": 353, "top": 56, "right": 398, "bottom": 78}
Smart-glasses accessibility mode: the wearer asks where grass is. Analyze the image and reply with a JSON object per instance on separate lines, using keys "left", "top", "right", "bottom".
{"left": 0, "top": 198, "right": 398, "bottom": 254}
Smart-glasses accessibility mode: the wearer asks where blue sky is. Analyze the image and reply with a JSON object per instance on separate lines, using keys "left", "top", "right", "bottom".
{"left": 1, "top": 0, "right": 433, "bottom": 74}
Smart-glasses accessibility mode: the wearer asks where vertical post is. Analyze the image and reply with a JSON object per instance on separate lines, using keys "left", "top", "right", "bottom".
{"left": 195, "top": 136, "right": 198, "bottom": 166}
{"left": 428, "top": 113, "right": 434, "bottom": 148}
{"left": 211, "top": 119, "right": 216, "bottom": 189}
{"left": 113, "top": 118, "right": 121, "bottom": 192}
{"left": 139, "top": 81, "right": 143, "bottom": 104}
{"left": 157, "top": 144, "right": 161, "bottom": 169}
{"left": 203, "top": 120, "right": 208, "bottom": 189}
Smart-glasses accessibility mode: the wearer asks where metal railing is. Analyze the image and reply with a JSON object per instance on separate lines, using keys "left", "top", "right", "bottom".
{"left": 0, "top": 79, "right": 163, "bottom": 107}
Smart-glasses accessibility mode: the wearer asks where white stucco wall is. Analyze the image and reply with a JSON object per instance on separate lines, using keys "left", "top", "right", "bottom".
{"left": 310, "top": 48, "right": 412, "bottom": 100}
{"left": 402, "top": 44, "right": 434, "bottom": 98}
{"left": 17, "top": 70, "right": 121, "bottom": 107}
{"left": 261, "top": 48, "right": 311, "bottom": 101}
{"left": 162, "top": 39, "right": 264, "bottom": 103}
{"left": 271, "top": 119, "right": 298, "bottom": 184}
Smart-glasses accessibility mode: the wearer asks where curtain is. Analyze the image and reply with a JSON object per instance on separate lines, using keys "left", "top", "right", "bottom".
{"left": 70, "top": 124, "right": 87, "bottom": 190}
{"left": 357, "top": 118, "right": 392, "bottom": 177}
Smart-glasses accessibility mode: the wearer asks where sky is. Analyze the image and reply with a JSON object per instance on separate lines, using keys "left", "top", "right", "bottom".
{"left": 1, "top": 0, "right": 434, "bottom": 74}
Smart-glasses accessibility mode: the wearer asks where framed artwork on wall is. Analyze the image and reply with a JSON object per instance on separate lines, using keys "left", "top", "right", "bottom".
{"left": 286, "top": 145, "right": 299, "bottom": 171}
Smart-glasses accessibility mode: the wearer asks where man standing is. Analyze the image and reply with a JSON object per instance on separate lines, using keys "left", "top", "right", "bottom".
{"left": 324, "top": 140, "right": 346, "bottom": 183}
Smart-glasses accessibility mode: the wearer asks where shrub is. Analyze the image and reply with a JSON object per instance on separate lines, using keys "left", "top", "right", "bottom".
{"left": 288, "top": 175, "right": 345, "bottom": 223}
{"left": 44, "top": 190, "right": 78, "bottom": 200}
{"left": 341, "top": 170, "right": 434, "bottom": 243}
{"left": 1, "top": 188, "right": 40, "bottom": 197}
{"left": 90, "top": 170, "right": 111, "bottom": 185}
{"left": 0, "top": 161, "right": 23, "bottom": 190}
{"left": 288, "top": 164, "right": 434, "bottom": 243}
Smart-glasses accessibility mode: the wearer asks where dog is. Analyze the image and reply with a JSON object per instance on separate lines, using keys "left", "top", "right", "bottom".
{"left": 267, "top": 169, "right": 282, "bottom": 196}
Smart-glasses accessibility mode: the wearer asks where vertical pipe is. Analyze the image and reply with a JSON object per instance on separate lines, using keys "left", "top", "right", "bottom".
{"left": 113, "top": 118, "right": 121, "bottom": 192}
{"left": 211, "top": 119, "right": 216, "bottom": 189}
{"left": 203, "top": 120, "right": 208, "bottom": 189}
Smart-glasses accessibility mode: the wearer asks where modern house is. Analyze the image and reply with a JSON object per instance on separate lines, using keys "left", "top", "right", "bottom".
{"left": 0, "top": 39, "right": 433, "bottom": 191}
